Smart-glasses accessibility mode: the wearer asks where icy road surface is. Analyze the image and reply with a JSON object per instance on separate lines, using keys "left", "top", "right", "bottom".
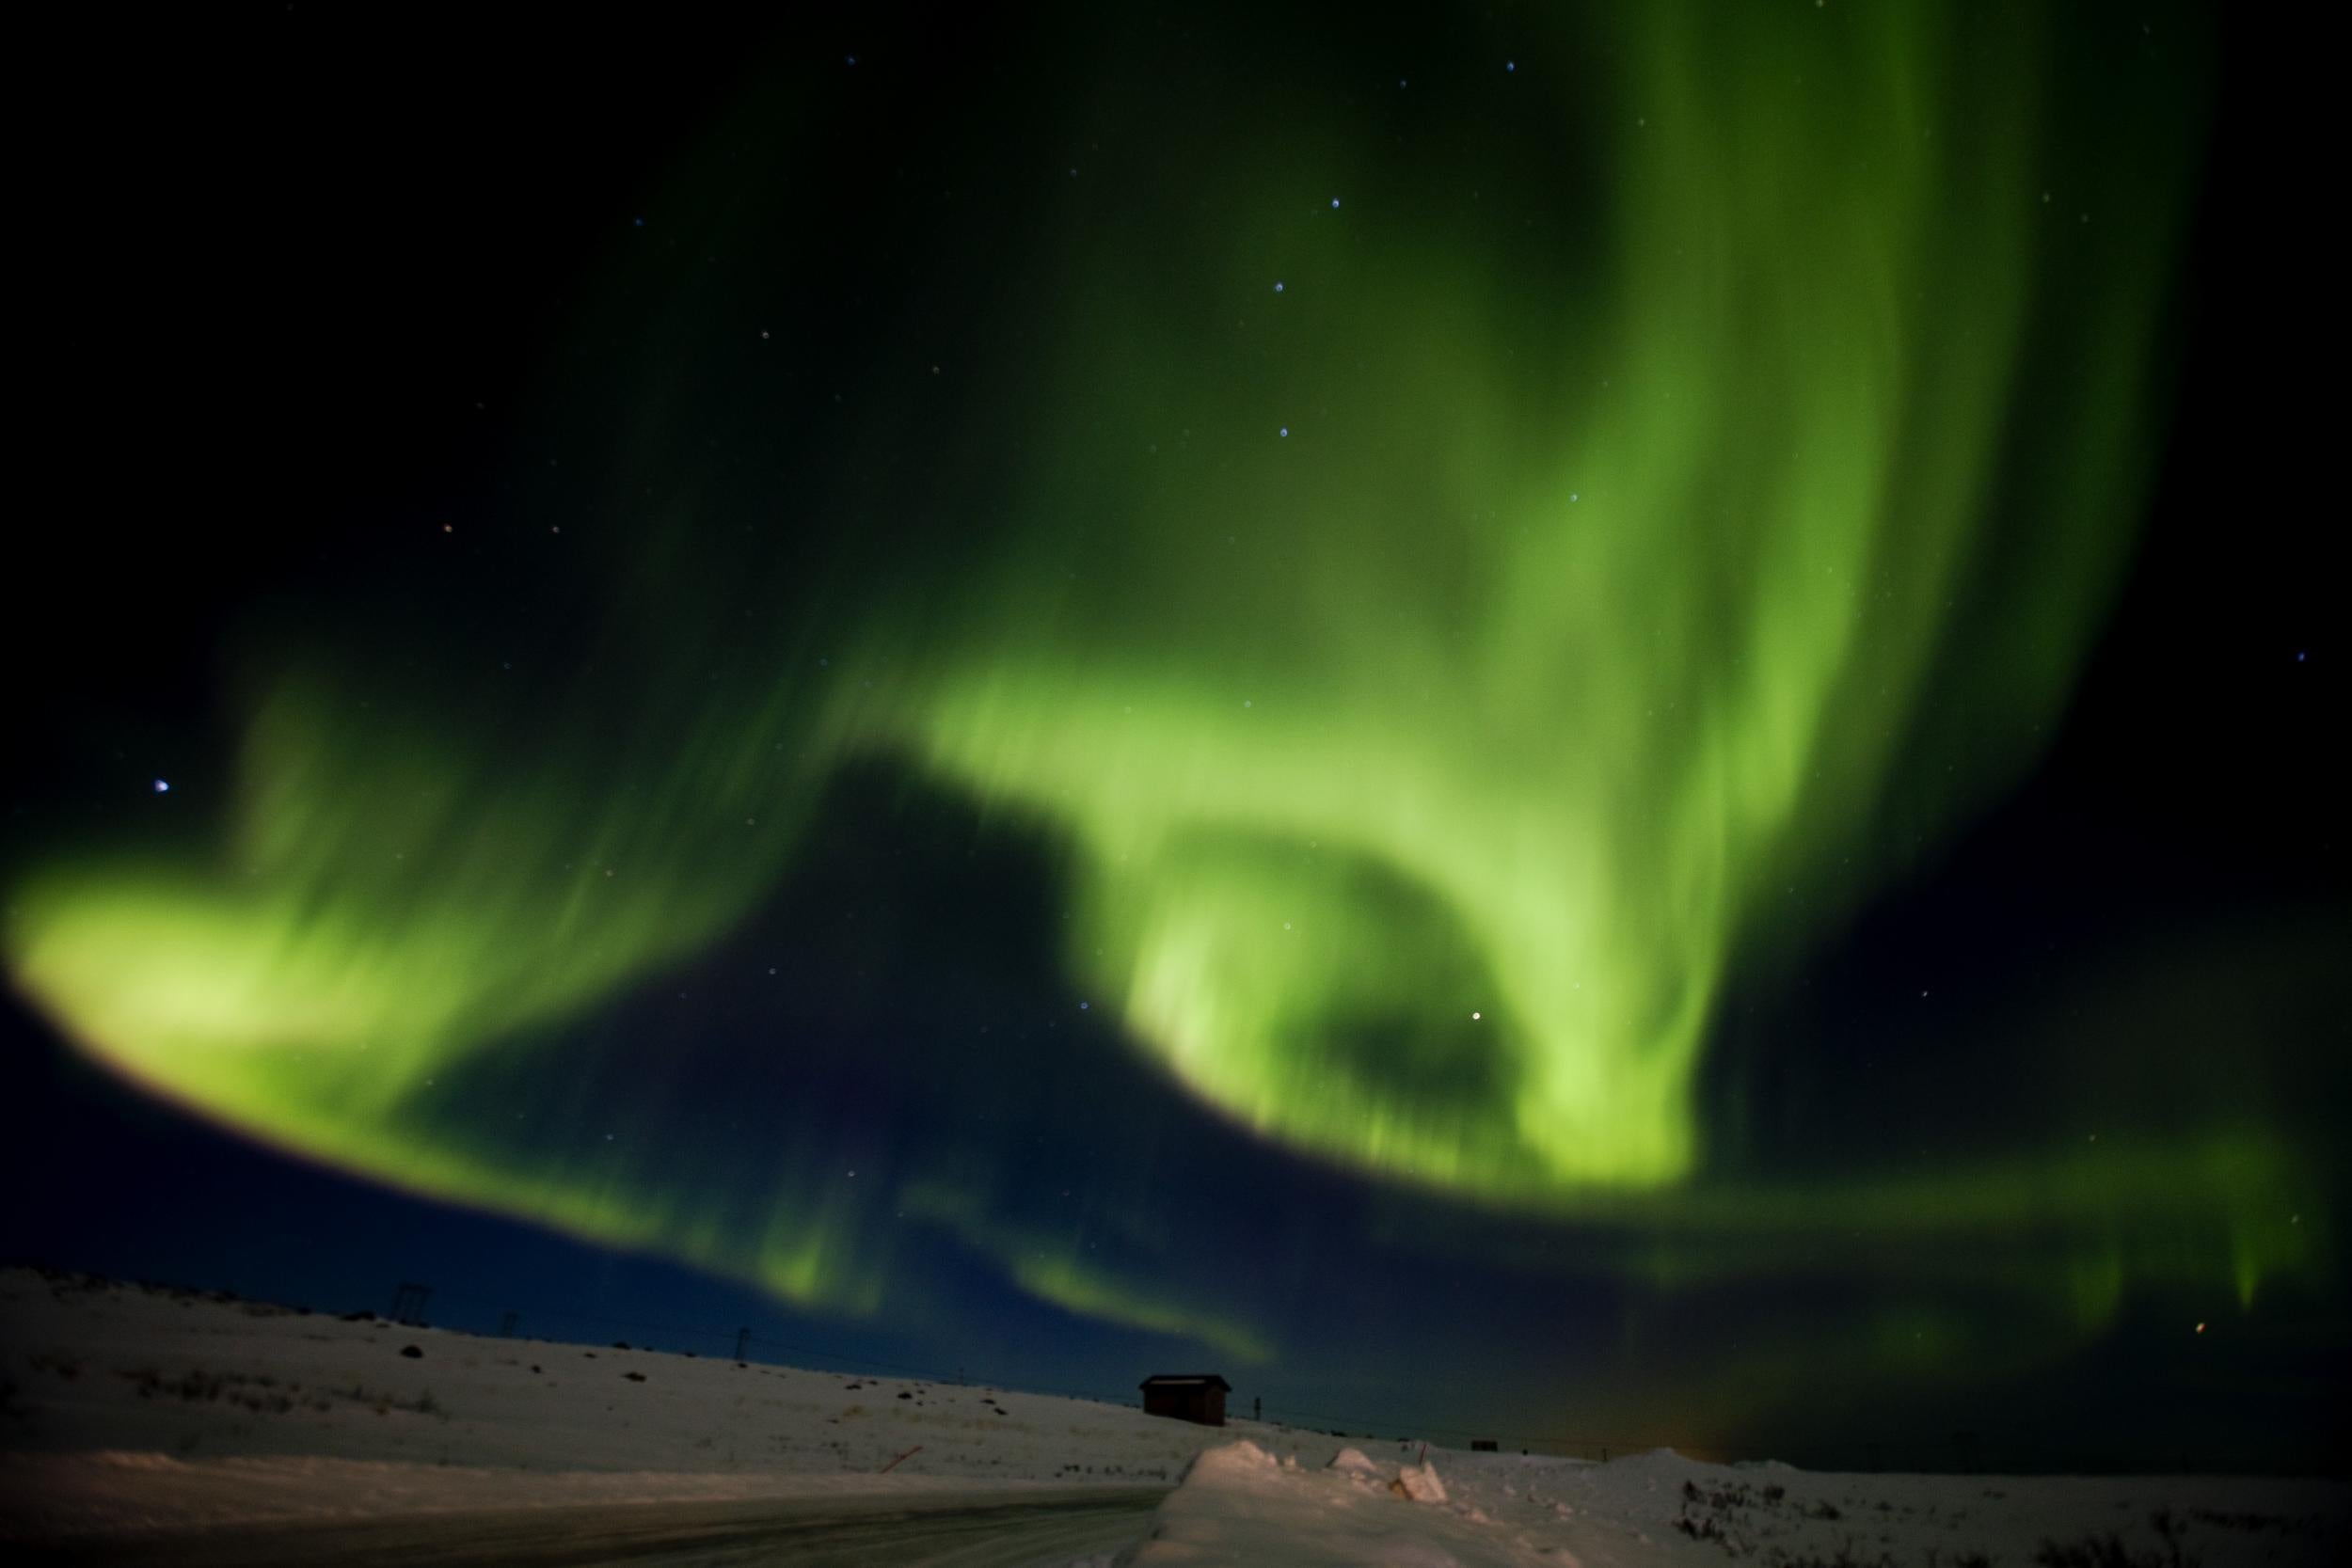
{"left": 11, "top": 1486, "right": 1167, "bottom": 1566}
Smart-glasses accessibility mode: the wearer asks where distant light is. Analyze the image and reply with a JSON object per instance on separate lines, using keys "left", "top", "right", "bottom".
{"left": 151, "top": 779, "right": 169, "bottom": 794}
{"left": 1506, "top": 61, "right": 1517, "bottom": 72}
{"left": 1274, "top": 281, "right": 1285, "bottom": 293}
{"left": 1470, "top": 1011, "right": 1481, "bottom": 1021}
{"left": 1079, "top": 1001, "right": 1090, "bottom": 1010}
{"left": 1279, "top": 427, "right": 1289, "bottom": 437}
{"left": 2195, "top": 1322, "right": 2206, "bottom": 1334}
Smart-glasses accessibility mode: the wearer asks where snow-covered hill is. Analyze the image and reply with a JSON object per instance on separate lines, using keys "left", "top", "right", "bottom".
{"left": 2, "top": 1268, "right": 2343, "bottom": 1565}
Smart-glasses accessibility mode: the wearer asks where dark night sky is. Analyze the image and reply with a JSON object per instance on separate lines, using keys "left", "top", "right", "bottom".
{"left": 4, "top": 3, "right": 2343, "bottom": 1473}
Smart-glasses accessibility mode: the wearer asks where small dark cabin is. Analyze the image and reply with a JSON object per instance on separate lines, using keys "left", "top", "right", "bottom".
{"left": 1140, "top": 1372, "right": 1230, "bottom": 1426}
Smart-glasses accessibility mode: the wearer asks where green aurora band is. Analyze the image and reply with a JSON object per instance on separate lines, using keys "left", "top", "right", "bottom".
{"left": 9, "top": 2, "right": 2308, "bottom": 1367}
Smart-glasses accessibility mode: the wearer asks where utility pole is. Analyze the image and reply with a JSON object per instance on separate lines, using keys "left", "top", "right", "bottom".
{"left": 498, "top": 1310, "right": 518, "bottom": 1338}
{"left": 735, "top": 1326, "right": 751, "bottom": 1362}
{"left": 390, "top": 1282, "right": 433, "bottom": 1327}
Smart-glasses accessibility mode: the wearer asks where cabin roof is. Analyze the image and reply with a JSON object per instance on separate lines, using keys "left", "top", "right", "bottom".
{"left": 1139, "top": 1373, "right": 1232, "bottom": 1391}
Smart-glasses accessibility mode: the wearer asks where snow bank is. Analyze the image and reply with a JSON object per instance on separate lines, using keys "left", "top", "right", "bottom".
{"left": 1121, "top": 1438, "right": 2352, "bottom": 1568}
{"left": 1389, "top": 1460, "right": 1447, "bottom": 1505}
{"left": 1120, "top": 1441, "right": 1560, "bottom": 1566}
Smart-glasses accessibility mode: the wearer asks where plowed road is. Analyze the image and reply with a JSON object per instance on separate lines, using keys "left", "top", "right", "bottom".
{"left": 17, "top": 1486, "right": 1169, "bottom": 1567}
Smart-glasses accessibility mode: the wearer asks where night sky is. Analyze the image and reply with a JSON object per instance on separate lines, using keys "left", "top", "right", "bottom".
{"left": 5, "top": 2, "right": 2343, "bottom": 1474}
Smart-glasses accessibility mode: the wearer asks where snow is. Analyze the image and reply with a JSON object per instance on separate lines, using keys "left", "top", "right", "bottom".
{"left": 1123, "top": 1442, "right": 2349, "bottom": 1567}
{"left": 1390, "top": 1459, "right": 1448, "bottom": 1505}
{"left": 0, "top": 1268, "right": 1349, "bottom": 1538}
{"left": 1120, "top": 1441, "right": 1547, "bottom": 1566}
{"left": 3, "top": 1268, "right": 2346, "bottom": 1564}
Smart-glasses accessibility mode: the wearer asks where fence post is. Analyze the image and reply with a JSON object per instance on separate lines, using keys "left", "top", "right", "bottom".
{"left": 736, "top": 1326, "right": 751, "bottom": 1362}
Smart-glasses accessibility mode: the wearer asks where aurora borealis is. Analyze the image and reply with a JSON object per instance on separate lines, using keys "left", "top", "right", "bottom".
{"left": 4, "top": 1, "right": 2343, "bottom": 1469}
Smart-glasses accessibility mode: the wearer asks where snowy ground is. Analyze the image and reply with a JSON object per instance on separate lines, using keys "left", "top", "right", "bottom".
{"left": 0, "top": 1267, "right": 1333, "bottom": 1539}
{"left": 1115, "top": 1440, "right": 2346, "bottom": 1568}
{"left": 3, "top": 1268, "right": 2344, "bottom": 1565}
